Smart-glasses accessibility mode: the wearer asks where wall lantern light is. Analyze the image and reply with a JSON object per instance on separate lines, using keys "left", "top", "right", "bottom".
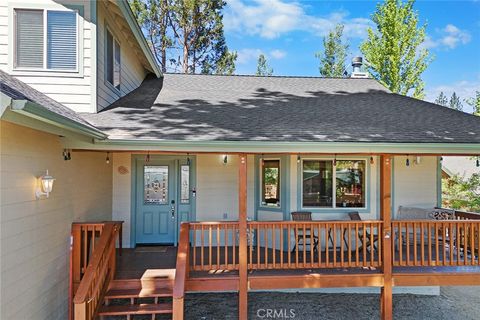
{"left": 36, "top": 170, "right": 55, "bottom": 199}
{"left": 415, "top": 156, "right": 422, "bottom": 165}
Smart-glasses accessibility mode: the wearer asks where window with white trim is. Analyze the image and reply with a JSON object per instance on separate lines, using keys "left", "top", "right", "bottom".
{"left": 261, "top": 159, "right": 280, "bottom": 207}
{"left": 302, "top": 160, "right": 366, "bottom": 208}
{"left": 106, "top": 28, "right": 121, "bottom": 90}
{"left": 14, "top": 9, "right": 78, "bottom": 71}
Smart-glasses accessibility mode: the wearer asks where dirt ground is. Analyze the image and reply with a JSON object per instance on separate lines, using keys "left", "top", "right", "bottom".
{"left": 182, "top": 286, "right": 480, "bottom": 320}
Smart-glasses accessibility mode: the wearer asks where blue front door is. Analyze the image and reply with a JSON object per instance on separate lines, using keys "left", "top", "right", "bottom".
{"left": 136, "top": 160, "right": 176, "bottom": 244}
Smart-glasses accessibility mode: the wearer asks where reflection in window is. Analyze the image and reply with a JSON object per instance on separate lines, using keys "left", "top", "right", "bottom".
{"left": 180, "top": 165, "right": 190, "bottom": 204}
{"left": 261, "top": 160, "right": 280, "bottom": 206}
{"left": 302, "top": 160, "right": 333, "bottom": 207}
{"left": 144, "top": 166, "right": 168, "bottom": 204}
{"left": 336, "top": 160, "right": 365, "bottom": 208}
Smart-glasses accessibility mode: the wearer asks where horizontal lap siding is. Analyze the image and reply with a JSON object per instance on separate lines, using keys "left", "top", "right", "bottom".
{"left": 0, "top": 0, "right": 93, "bottom": 113}
{"left": 96, "top": 4, "right": 147, "bottom": 111}
{"left": 393, "top": 155, "right": 438, "bottom": 215}
{"left": 0, "top": 120, "right": 113, "bottom": 320}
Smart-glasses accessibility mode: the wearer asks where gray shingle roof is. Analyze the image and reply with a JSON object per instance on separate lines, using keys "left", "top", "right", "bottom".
{"left": 82, "top": 73, "right": 480, "bottom": 144}
{"left": 0, "top": 70, "right": 96, "bottom": 129}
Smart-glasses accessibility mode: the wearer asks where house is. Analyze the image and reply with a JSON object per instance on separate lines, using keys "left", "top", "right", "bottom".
{"left": 1, "top": 1, "right": 480, "bottom": 320}
{"left": 442, "top": 156, "right": 480, "bottom": 179}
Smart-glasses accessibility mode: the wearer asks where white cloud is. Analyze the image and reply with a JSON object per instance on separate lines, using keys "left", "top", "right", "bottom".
{"left": 224, "top": 0, "right": 372, "bottom": 39}
{"left": 422, "top": 24, "right": 471, "bottom": 50}
{"left": 270, "top": 49, "right": 286, "bottom": 59}
{"left": 426, "top": 77, "right": 480, "bottom": 112}
{"left": 236, "top": 48, "right": 263, "bottom": 64}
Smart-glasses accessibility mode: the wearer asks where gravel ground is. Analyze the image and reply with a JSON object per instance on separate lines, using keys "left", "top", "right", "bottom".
{"left": 183, "top": 286, "right": 480, "bottom": 320}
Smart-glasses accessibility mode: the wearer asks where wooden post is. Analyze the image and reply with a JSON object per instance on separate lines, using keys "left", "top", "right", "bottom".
{"left": 238, "top": 154, "right": 248, "bottom": 319}
{"left": 380, "top": 155, "right": 393, "bottom": 320}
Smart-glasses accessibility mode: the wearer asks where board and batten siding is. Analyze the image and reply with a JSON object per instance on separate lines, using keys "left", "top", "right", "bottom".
{"left": 96, "top": 3, "right": 147, "bottom": 112}
{"left": 0, "top": 120, "right": 113, "bottom": 320}
{"left": 0, "top": 0, "right": 95, "bottom": 113}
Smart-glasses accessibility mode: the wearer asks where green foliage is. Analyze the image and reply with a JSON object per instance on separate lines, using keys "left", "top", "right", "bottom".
{"left": 434, "top": 91, "right": 448, "bottom": 107}
{"left": 129, "top": 0, "right": 232, "bottom": 74}
{"left": 442, "top": 173, "right": 480, "bottom": 213}
{"left": 315, "top": 24, "right": 349, "bottom": 77}
{"left": 465, "top": 91, "right": 480, "bottom": 116}
{"left": 360, "top": 0, "right": 432, "bottom": 99}
{"left": 129, "top": 0, "right": 173, "bottom": 72}
{"left": 256, "top": 54, "right": 273, "bottom": 76}
{"left": 203, "top": 49, "right": 237, "bottom": 75}
{"left": 449, "top": 92, "right": 463, "bottom": 111}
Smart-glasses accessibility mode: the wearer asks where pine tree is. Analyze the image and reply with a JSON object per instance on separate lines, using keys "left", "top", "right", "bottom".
{"left": 434, "top": 92, "right": 448, "bottom": 106}
{"left": 449, "top": 92, "right": 463, "bottom": 111}
{"left": 465, "top": 91, "right": 480, "bottom": 116}
{"left": 360, "top": 0, "right": 433, "bottom": 99}
{"left": 256, "top": 54, "right": 273, "bottom": 76}
{"left": 315, "top": 24, "right": 348, "bottom": 77}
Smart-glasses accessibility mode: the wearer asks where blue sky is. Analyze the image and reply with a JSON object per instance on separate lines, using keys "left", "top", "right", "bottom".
{"left": 223, "top": 0, "right": 480, "bottom": 109}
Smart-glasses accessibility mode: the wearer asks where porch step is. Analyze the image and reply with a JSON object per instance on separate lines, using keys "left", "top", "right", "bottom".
{"left": 105, "top": 279, "right": 173, "bottom": 300}
{"left": 98, "top": 303, "right": 172, "bottom": 316}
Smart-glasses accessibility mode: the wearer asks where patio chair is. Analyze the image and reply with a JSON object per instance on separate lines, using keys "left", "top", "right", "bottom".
{"left": 348, "top": 212, "right": 379, "bottom": 253}
{"left": 291, "top": 212, "right": 319, "bottom": 252}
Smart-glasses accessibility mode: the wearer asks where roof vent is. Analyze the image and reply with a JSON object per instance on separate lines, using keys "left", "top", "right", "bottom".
{"left": 351, "top": 57, "right": 369, "bottom": 78}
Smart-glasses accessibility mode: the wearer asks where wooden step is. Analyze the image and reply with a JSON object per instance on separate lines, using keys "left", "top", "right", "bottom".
{"left": 98, "top": 303, "right": 172, "bottom": 316}
{"left": 106, "top": 279, "right": 173, "bottom": 299}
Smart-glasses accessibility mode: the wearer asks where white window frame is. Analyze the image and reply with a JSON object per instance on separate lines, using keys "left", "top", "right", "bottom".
{"left": 104, "top": 25, "right": 121, "bottom": 93}
{"left": 259, "top": 158, "right": 281, "bottom": 208}
{"left": 300, "top": 158, "right": 368, "bottom": 210}
{"left": 12, "top": 7, "right": 80, "bottom": 73}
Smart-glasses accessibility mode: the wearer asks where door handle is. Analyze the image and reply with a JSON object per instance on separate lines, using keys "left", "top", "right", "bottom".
{"left": 170, "top": 200, "right": 175, "bottom": 220}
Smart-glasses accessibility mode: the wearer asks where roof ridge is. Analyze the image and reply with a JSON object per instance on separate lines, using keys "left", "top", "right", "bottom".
{"left": 162, "top": 73, "right": 377, "bottom": 80}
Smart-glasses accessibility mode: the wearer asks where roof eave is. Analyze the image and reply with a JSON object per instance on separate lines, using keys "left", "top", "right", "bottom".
{"left": 86, "top": 138, "right": 480, "bottom": 155}
{"left": 117, "top": 0, "right": 162, "bottom": 78}
{"left": 9, "top": 99, "right": 107, "bottom": 140}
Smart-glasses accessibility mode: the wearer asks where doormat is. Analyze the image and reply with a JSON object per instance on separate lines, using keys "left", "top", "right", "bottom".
{"left": 135, "top": 246, "right": 168, "bottom": 253}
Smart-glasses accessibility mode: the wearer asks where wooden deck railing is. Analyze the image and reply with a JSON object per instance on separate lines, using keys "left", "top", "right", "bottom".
{"left": 72, "top": 222, "right": 120, "bottom": 320}
{"left": 189, "top": 221, "right": 383, "bottom": 271}
{"left": 173, "top": 223, "right": 190, "bottom": 320}
{"left": 392, "top": 220, "right": 480, "bottom": 267}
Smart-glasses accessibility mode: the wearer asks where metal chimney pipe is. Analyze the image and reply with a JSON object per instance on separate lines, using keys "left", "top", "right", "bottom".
{"left": 352, "top": 57, "right": 363, "bottom": 73}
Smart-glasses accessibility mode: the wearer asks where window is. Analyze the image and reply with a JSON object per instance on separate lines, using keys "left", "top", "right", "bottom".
{"left": 261, "top": 160, "right": 280, "bottom": 207}
{"left": 106, "top": 29, "right": 121, "bottom": 90}
{"left": 302, "top": 159, "right": 366, "bottom": 208}
{"left": 180, "top": 165, "right": 190, "bottom": 204}
{"left": 14, "top": 9, "right": 78, "bottom": 70}
{"left": 144, "top": 166, "right": 168, "bottom": 204}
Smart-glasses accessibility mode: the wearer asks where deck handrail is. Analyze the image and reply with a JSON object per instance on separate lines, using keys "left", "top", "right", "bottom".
{"left": 73, "top": 222, "right": 119, "bottom": 320}
{"left": 173, "top": 222, "right": 190, "bottom": 320}
{"left": 435, "top": 207, "right": 480, "bottom": 220}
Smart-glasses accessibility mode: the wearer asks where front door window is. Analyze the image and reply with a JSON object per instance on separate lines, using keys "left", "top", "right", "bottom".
{"left": 144, "top": 166, "right": 168, "bottom": 204}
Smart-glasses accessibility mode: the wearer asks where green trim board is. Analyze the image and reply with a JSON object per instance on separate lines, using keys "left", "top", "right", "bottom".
{"left": 89, "top": 138, "right": 480, "bottom": 155}
{"left": 9, "top": 99, "right": 107, "bottom": 139}
{"left": 437, "top": 156, "right": 443, "bottom": 207}
{"left": 130, "top": 154, "right": 196, "bottom": 247}
{"left": 295, "top": 155, "right": 372, "bottom": 214}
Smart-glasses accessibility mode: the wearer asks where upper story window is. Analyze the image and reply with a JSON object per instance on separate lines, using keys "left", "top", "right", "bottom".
{"left": 14, "top": 9, "right": 78, "bottom": 71}
{"left": 261, "top": 159, "right": 280, "bottom": 207}
{"left": 302, "top": 159, "right": 366, "bottom": 208}
{"left": 106, "top": 29, "right": 121, "bottom": 90}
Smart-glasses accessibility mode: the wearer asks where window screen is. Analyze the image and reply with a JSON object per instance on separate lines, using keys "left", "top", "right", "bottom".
{"left": 15, "top": 9, "right": 43, "bottom": 68}
{"left": 47, "top": 11, "right": 77, "bottom": 70}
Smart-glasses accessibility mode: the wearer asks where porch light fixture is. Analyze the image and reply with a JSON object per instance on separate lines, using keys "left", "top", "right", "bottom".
{"left": 222, "top": 155, "right": 228, "bottom": 165}
{"left": 333, "top": 155, "right": 337, "bottom": 167}
{"left": 415, "top": 156, "right": 421, "bottom": 165}
{"left": 297, "top": 155, "right": 301, "bottom": 164}
{"left": 35, "top": 170, "right": 55, "bottom": 199}
{"left": 145, "top": 152, "right": 150, "bottom": 163}
{"left": 186, "top": 153, "right": 191, "bottom": 166}
{"left": 406, "top": 155, "right": 410, "bottom": 167}
{"left": 106, "top": 152, "right": 110, "bottom": 164}
{"left": 63, "top": 149, "right": 71, "bottom": 161}
{"left": 476, "top": 157, "right": 479, "bottom": 168}
{"left": 370, "top": 156, "right": 374, "bottom": 165}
